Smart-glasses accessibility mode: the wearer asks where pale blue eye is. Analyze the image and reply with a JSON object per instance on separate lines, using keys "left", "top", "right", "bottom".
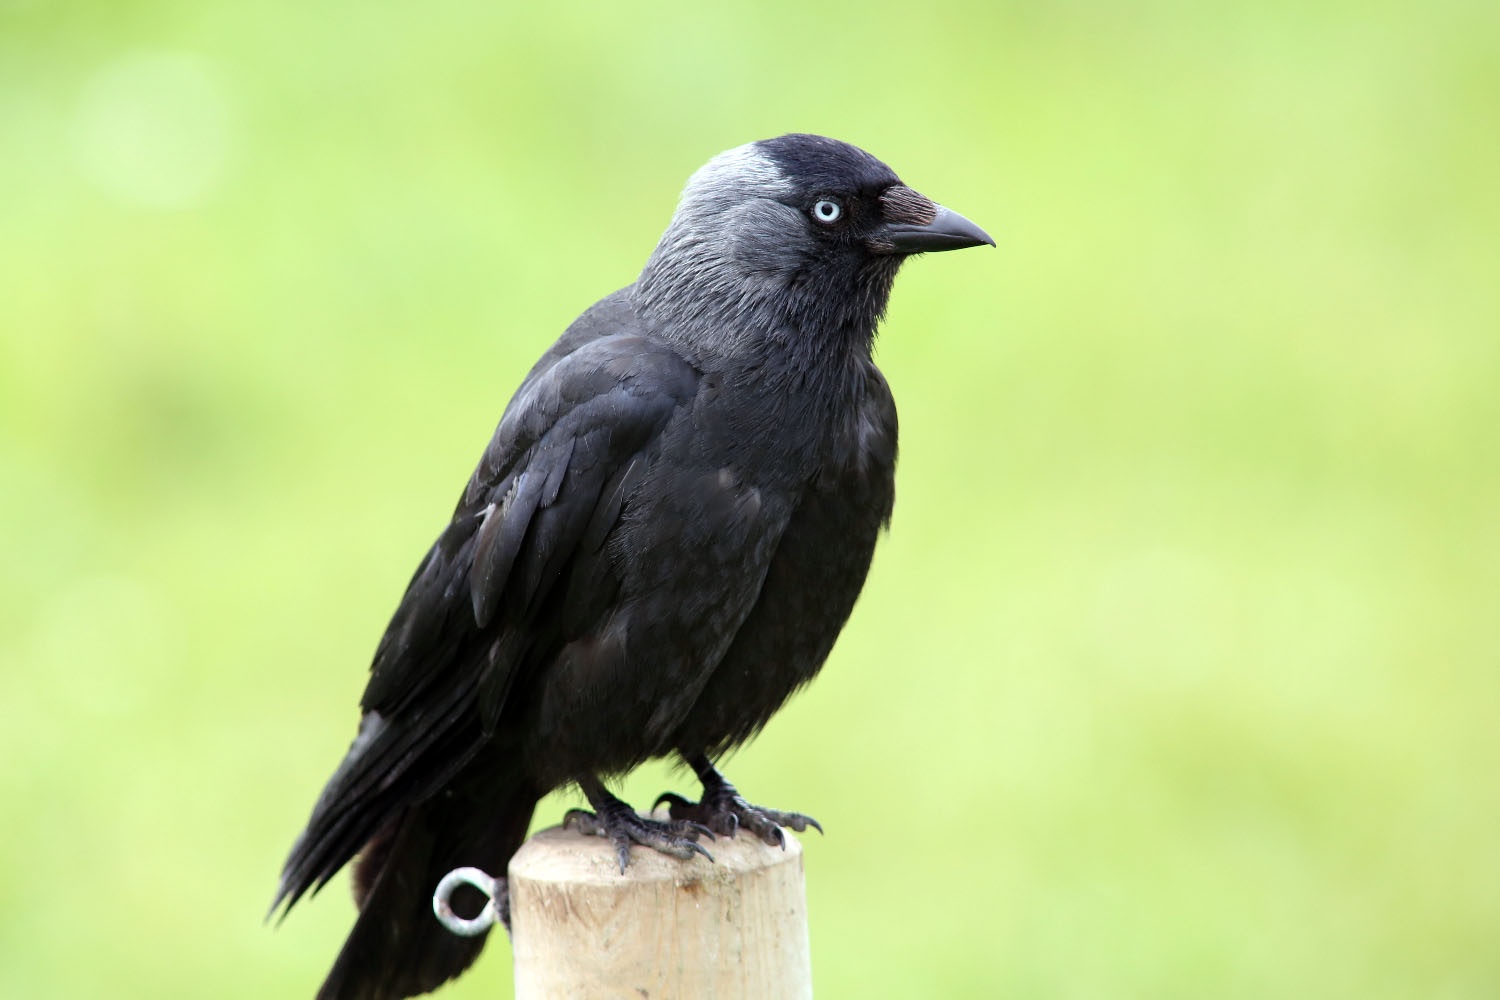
{"left": 812, "top": 199, "right": 842, "bottom": 224}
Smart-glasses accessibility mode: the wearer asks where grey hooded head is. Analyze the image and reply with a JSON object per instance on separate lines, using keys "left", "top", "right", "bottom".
{"left": 633, "top": 134, "right": 991, "bottom": 362}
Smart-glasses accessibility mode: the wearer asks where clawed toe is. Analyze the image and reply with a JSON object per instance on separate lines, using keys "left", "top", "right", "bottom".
{"left": 564, "top": 804, "right": 714, "bottom": 873}
{"left": 570, "top": 769, "right": 817, "bottom": 875}
{"left": 561, "top": 808, "right": 605, "bottom": 837}
{"left": 654, "top": 791, "right": 738, "bottom": 837}
{"left": 759, "top": 808, "right": 823, "bottom": 836}
{"left": 652, "top": 787, "right": 821, "bottom": 848}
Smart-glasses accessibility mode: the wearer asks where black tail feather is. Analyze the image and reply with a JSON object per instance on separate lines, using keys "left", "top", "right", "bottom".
{"left": 273, "top": 694, "right": 487, "bottom": 921}
{"left": 314, "top": 779, "right": 538, "bottom": 1000}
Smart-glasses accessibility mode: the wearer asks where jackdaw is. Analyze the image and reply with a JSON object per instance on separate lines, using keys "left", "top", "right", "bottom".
{"left": 272, "top": 133, "right": 992, "bottom": 1000}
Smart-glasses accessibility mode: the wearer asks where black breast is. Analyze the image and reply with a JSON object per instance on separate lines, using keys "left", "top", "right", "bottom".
{"left": 669, "top": 359, "right": 898, "bottom": 756}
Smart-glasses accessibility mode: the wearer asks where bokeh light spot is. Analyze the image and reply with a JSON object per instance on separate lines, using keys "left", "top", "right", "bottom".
{"left": 70, "top": 51, "right": 233, "bottom": 210}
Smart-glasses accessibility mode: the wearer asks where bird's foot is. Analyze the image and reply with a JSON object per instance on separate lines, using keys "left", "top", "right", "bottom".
{"left": 562, "top": 801, "right": 715, "bottom": 874}
{"left": 653, "top": 785, "right": 822, "bottom": 849}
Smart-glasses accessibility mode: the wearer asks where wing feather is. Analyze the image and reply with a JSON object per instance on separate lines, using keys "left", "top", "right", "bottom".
{"left": 276, "top": 324, "right": 701, "bottom": 918}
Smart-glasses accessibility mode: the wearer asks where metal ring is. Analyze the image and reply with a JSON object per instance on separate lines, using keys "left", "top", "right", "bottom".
{"left": 432, "top": 866, "right": 500, "bottom": 937}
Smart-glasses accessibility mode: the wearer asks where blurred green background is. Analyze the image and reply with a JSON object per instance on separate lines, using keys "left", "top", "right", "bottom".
{"left": 3, "top": 0, "right": 1498, "bottom": 996}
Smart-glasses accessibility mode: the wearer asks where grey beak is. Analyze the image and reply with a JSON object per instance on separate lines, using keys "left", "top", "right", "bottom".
{"left": 876, "top": 204, "right": 995, "bottom": 255}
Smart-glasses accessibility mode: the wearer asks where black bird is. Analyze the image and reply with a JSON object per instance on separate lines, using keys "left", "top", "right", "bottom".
{"left": 273, "top": 133, "right": 992, "bottom": 1000}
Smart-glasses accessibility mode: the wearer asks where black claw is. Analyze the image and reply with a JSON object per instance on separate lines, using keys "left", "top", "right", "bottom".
{"left": 655, "top": 772, "right": 819, "bottom": 849}
{"left": 768, "top": 810, "right": 822, "bottom": 836}
{"left": 653, "top": 791, "right": 692, "bottom": 814}
{"left": 563, "top": 803, "right": 716, "bottom": 870}
{"left": 562, "top": 808, "right": 603, "bottom": 836}
{"left": 653, "top": 797, "right": 718, "bottom": 841}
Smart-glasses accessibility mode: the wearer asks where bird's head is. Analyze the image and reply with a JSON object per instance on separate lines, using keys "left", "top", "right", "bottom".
{"left": 635, "top": 134, "right": 992, "bottom": 360}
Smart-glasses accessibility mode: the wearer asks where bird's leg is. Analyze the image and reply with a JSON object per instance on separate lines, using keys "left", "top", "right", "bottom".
{"left": 654, "top": 754, "right": 823, "bottom": 848}
{"left": 563, "top": 774, "right": 715, "bottom": 873}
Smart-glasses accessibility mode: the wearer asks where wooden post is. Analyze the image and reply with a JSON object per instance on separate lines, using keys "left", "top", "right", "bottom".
{"left": 508, "top": 815, "right": 812, "bottom": 999}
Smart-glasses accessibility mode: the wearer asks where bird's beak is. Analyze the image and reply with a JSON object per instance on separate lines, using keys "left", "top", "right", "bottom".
{"left": 869, "top": 185, "right": 994, "bottom": 255}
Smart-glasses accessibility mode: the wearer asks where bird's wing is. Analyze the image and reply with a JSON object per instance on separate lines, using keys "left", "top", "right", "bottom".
{"left": 274, "top": 328, "right": 699, "bottom": 914}
{"left": 361, "top": 332, "right": 701, "bottom": 720}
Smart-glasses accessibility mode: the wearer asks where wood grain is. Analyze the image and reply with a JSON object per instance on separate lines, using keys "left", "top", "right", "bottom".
{"left": 509, "top": 817, "right": 811, "bottom": 999}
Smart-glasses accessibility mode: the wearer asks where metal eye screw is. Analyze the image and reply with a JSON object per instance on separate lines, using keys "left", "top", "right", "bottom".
{"left": 432, "top": 866, "right": 502, "bottom": 937}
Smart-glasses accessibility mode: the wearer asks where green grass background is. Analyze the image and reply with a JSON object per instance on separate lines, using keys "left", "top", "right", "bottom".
{"left": 3, "top": 0, "right": 1497, "bottom": 996}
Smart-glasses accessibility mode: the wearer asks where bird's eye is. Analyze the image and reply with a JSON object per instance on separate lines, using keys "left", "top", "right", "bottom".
{"left": 811, "top": 199, "right": 843, "bottom": 225}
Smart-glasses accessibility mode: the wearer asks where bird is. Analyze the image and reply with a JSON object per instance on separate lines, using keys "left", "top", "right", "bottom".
{"left": 272, "top": 133, "right": 992, "bottom": 1000}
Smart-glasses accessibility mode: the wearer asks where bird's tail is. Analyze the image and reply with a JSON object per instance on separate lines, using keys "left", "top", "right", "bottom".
{"left": 311, "top": 777, "right": 539, "bottom": 1000}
